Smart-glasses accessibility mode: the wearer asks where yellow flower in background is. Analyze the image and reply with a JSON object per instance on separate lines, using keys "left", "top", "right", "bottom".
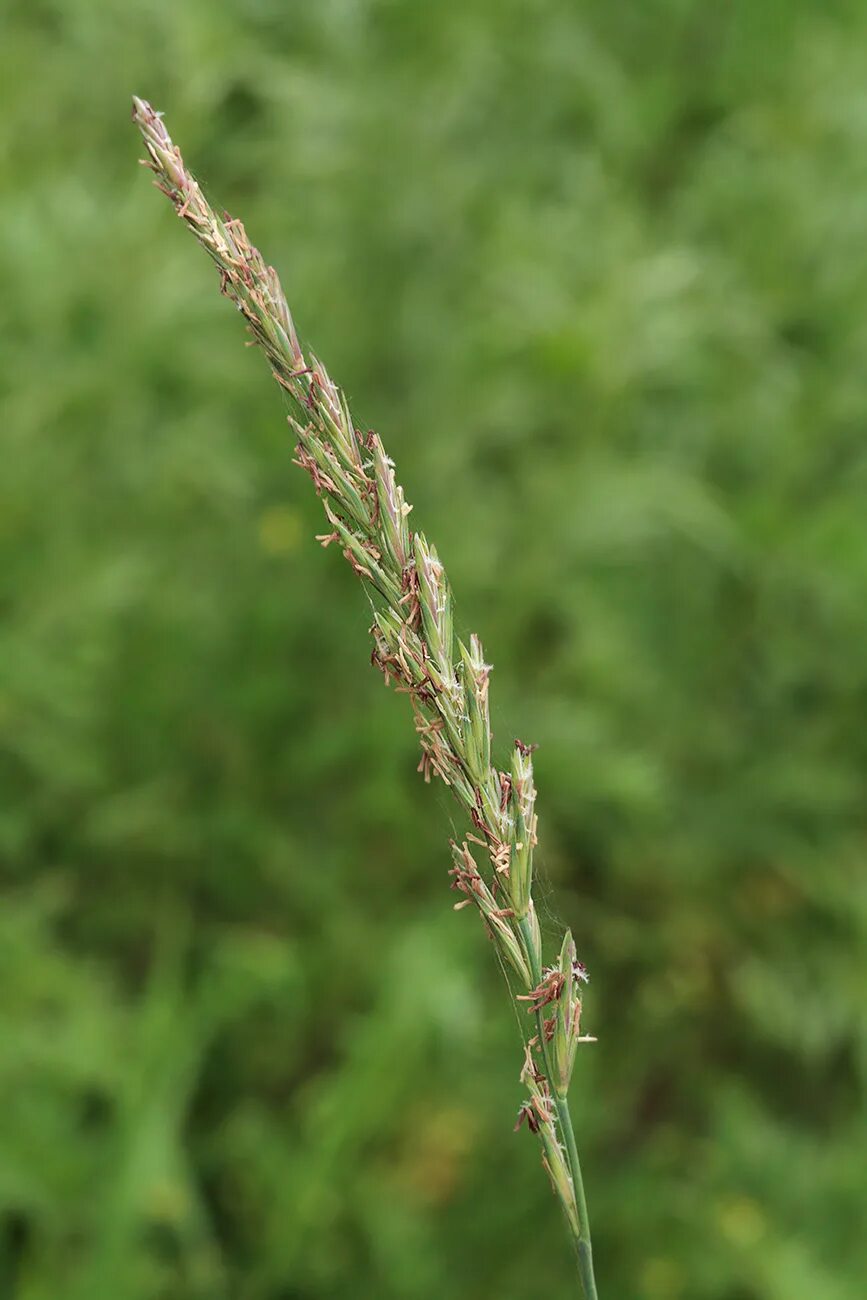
{"left": 641, "top": 1256, "right": 683, "bottom": 1299}
{"left": 258, "top": 504, "right": 302, "bottom": 555}
{"left": 717, "top": 1196, "right": 767, "bottom": 1246}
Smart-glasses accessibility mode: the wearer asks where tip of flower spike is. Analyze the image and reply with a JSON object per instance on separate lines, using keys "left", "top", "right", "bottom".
{"left": 131, "top": 96, "right": 153, "bottom": 123}
{"left": 131, "top": 97, "right": 169, "bottom": 148}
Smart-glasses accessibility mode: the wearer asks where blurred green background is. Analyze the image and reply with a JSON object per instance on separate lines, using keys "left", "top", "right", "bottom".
{"left": 1, "top": 2, "right": 865, "bottom": 1297}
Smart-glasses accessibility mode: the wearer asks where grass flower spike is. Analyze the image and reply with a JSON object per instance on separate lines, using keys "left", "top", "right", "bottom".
{"left": 132, "top": 96, "right": 600, "bottom": 1298}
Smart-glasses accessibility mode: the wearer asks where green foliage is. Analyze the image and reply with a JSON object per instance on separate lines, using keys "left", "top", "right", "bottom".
{"left": 1, "top": 2, "right": 865, "bottom": 1297}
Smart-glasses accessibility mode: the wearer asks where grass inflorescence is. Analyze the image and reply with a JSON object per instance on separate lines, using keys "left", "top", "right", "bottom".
{"left": 132, "top": 96, "right": 599, "bottom": 1297}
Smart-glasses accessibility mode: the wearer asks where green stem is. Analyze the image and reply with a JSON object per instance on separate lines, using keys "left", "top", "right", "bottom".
{"left": 555, "top": 1094, "right": 598, "bottom": 1300}
{"left": 518, "top": 916, "right": 599, "bottom": 1299}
